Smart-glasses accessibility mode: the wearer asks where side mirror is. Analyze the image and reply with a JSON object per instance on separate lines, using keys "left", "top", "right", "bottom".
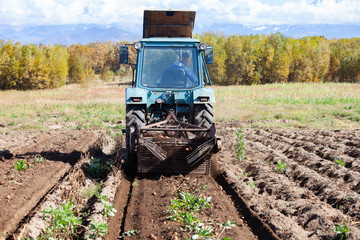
{"left": 204, "top": 46, "right": 213, "bottom": 64}
{"left": 119, "top": 46, "right": 129, "bottom": 64}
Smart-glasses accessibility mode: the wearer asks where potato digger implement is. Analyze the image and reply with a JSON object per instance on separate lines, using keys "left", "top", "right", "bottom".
{"left": 120, "top": 10, "right": 221, "bottom": 174}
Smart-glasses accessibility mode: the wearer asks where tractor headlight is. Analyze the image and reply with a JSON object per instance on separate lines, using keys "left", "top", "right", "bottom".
{"left": 199, "top": 43, "right": 207, "bottom": 51}
{"left": 134, "top": 42, "right": 141, "bottom": 50}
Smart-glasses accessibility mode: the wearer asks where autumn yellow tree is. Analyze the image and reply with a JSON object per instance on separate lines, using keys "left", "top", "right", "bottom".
{"left": 196, "top": 32, "right": 227, "bottom": 85}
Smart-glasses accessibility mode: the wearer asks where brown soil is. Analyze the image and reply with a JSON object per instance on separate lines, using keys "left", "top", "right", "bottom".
{"left": 217, "top": 121, "right": 360, "bottom": 240}
{"left": 115, "top": 174, "right": 258, "bottom": 240}
{"left": 0, "top": 130, "right": 102, "bottom": 238}
{"left": 1, "top": 122, "right": 360, "bottom": 240}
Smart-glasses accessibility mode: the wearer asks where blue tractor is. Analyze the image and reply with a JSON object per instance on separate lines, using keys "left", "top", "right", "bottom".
{"left": 120, "top": 10, "right": 221, "bottom": 174}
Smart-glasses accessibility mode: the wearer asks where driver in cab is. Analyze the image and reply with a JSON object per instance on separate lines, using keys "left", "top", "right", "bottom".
{"left": 172, "top": 53, "right": 199, "bottom": 87}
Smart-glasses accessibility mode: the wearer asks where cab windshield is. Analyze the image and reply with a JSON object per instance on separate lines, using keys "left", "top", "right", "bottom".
{"left": 141, "top": 47, "right": 199, "bottom": 88}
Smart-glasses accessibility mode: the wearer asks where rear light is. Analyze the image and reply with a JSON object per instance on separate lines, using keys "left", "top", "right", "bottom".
{"left": 130, "top": 97, "right": 142, "bottom": 102}
{"left": 198, "top": 97, "right": 209, "bottom": 102}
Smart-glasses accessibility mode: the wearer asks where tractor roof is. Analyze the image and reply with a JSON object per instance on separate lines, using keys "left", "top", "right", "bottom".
{"left": 140, "top": 37, "right": 200, "bottom": 44}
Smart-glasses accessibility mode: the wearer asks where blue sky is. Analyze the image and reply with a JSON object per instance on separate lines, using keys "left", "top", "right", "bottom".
{"left": 0, "top": 0, "right": 359, "bottom": 30}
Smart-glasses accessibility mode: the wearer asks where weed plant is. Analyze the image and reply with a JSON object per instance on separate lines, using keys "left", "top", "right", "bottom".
{"left": 275, "top": 161, "right": 288, "bottom": 175}
{"left": 41, "top": 200, "right": 82, "bottom": 239}
{"left": 243, "top": 171, "right": 252, "bottom": 177}
{"left": 345, "top": 196, "right": 355, "bottom": 203}
{"left": 95, "top": 193, "right": 117, "bottom": 218}
{"left": 167, "top": 185, "right": 235, "bottom": 239}
{"left": 85, "top": 157, "right": 112, "bottom": 178}
{"left": 168, "top": 191, "right": 212, "bottom": 238}
{"left": 119, "top": 229, "right": 138, "bottom": 238}
{"left": 333, "top": 221, "right": 349, "bottom": 240}
{"left": 333, "top": 156, "right": 345, "bottom": 167}
{"left": 85, "top": 218, "right": 109, "bottom": 239}
{"left": 40, "top": 193, "right": 116, "bottom": 239}
{"left": 234, "top": 127, "right": 246, "bottom": 163}
{"left": 198, "top": 183, "right": 208, "bottom": 190}
{"left": 247, "top": 182, "right": 255, "bottom": 188}
{"left": 14, "top": 159, "right": 27, "bottom": 171}
{"left": 34, "top": 155, "right": 45, "bottom": 165}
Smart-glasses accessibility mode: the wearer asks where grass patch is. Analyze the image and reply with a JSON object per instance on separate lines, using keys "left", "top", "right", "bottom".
{"left": 0, "top": 82, "right": 126, "bottom": 134}
{"left": 213, "top": 83, "right": 360, "bottom": 129}
{"left": 1, "top": 82, "right": 359, "bottom": 131}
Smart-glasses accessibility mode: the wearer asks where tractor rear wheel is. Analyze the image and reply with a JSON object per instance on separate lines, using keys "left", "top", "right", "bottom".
{"left": 194, "top": 103, "right": 216, "bottom": 176}
{"left": 125, "top": 105, "right": 146, "bottom": 174}
{"left": 194, "top": 103, "right": 214, "bottom": 129}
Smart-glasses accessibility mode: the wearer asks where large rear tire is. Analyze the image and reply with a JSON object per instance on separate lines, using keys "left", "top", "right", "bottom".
{"left": 195, "top": 104, "right": 216, "bottom": 176}
{"left": 194, "top": 103, "right": 214, "bottom": 129}
{"left": 125, "top": 105, "right": 146, "bottom": 174}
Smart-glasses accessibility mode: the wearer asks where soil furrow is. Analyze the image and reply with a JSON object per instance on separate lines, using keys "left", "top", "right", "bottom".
{"left": 215, "top": 122, "right": 360, "bottom": 239}
{"left": 245, "top": 135, "right": 360, "bottom": 220}
{"left": 105, "top": 175, "right": 132, "bottom": 240}
{"left": 114, "top": 174, "right": 262, "bottom": 240}
{"left": 0, "top": 130, "right": 102, "bottom": 239}
{"left": 6, "top": 167, "right": 77, "bottom": 240}
{"left": 246, "top": 128, "right": 360, "bottom": 191}
{"left": 248, "top": 128, "right": 360, "bottom": 171}
{"left": 222, "top": 139, "right": 360, "bottom": 239}
{"left": 271, "top": 129, "right": 360, "bottom": 146}
{"left": 2, "top": 122, "right": 360, "bottom": 240}
{"left": 269, "top": 128, "right": 360, "bottom": 161}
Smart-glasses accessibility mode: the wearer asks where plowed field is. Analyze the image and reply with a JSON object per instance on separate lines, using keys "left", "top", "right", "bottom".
{"left": 1, "top": 121, "right": 359, "bottom": 239}
{"left": 218, "top": 122, "right": 360, "bottom": 239}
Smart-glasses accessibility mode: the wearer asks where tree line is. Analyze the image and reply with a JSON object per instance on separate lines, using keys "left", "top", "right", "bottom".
{"left": 197, "top": 32, "right": 360, "bottom": 85}
{"left": 1, "top": 33, "right": 359, "bottom": 90}
{"left": 0, "top": 40, "right": 134, "bottom": 90}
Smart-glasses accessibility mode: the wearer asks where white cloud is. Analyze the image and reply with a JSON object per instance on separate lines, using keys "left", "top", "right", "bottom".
{"left": 0, "top": 0, "right": 359, "bottom": 26}
{"left": 253, "top": 26, "right": 267, "bottom": 31}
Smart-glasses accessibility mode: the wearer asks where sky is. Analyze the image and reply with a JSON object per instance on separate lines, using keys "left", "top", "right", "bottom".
{"left": 0, "top": 0, "right": 360, "bottom": 30}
